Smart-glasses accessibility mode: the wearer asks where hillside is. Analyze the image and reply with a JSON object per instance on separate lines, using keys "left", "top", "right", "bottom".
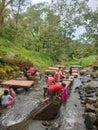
{"left": 0, "top": 37, "right": 97, "bottom": 80}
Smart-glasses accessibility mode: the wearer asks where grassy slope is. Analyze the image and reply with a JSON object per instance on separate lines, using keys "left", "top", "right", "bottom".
{"left": 0, "top": 37, "right": 53, "bottom": 71}
{"left": 0, "top": 37, "right": 97, "bottom": 70}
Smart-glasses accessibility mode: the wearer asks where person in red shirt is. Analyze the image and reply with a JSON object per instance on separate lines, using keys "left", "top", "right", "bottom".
{"left": 28, "top": 67, "right": 36, "bottom": 76}
{"left": 47, "top": 74, "right": 55, "bottom": 87}
{"left": 43, "top": 74, "right": 55, "bottom": 97}
{"left": 42, "top": 82, "right": 66, "bottom": 104}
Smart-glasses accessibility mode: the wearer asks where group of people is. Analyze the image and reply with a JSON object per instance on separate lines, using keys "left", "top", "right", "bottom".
{"left": 43, "top": 67, "right": 68, "bottom": 104}
{"left": 0, "top": 88, "right": 16, "bottom": 108}
{"left": 0, "top": 66, "right": 71, "bottom": 108}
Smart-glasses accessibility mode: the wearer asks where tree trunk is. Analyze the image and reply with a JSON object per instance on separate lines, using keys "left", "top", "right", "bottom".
{"left": 0, "top": 0, "right": 6, "bottom": 35}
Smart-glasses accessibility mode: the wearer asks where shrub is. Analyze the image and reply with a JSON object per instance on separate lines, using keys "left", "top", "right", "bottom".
{"left": 0, "top": 68, "right": 7, "bottom": 80}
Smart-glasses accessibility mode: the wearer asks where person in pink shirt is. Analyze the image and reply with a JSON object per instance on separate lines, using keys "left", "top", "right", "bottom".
{"left": 60, "top": 84, "right": 68, "bottom": 103}
{"left": 54, "top": 67, "right": 63, "bottom": 82}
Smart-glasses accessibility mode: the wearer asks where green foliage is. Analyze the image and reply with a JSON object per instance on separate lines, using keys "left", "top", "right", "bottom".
{"left": 4, "top": 65, "right": 14, "bottom": 73}
{"left": 0, "top": 68, "right": 7, "bottom": 80}
{"left": 0, "top": 0, "right": 97, "bottom": 73}
{"left": 67, "top": 55, "right": 97, "bottom": 67}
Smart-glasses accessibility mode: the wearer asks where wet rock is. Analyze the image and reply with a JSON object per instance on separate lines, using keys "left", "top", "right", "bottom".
{"left": 85, "top": 93, "right": 96, "bottom": 97}
{"left": 84, "top": 81, "right": 98, "bottom": 89}
{"left": 84, "top": 112, "right": 96, "bottom": 129}
{"left": 41, "top": 121, "right": 51, "bottom": 127}
{"left": 95, "top": 108, "right": 98, "bottom": 113}
{"left": 94, "top": 102, "right": 98, "bottom": 108}
{"left": 81, "top": 100, "right": 86, "bottom": 105}
{"left": 85, "top": 89, "right": 96, "bottom": 94}
{"left": 96, "top": 92, "right": 98, "bottom": 97}
{"left": 33, "top": 99, "right": 62, "bottom": 121}
{"left": 86, "top": 97, "right": 97, "bottom": 104}
{"left": 80, "top": 69, "right": 87, "bottom": 75}
{"left": 85, "top": 103, "right": 95, "bottom": 112}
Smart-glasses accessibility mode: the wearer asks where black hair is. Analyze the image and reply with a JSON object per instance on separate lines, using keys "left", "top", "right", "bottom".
{"left": 61, "top": 82, "right": 66, "bottom": 87}
{"left": 4, "top": 90, "right": 9, "bottom": 95}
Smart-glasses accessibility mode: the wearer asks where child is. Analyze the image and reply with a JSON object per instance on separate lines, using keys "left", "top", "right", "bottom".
{"left": 1, "top": 89, "right": 15, "bottom": 108}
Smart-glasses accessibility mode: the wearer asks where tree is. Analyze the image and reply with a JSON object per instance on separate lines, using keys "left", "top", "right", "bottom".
{"left": 0, "top": 0, "right": 13, "bottom": 34}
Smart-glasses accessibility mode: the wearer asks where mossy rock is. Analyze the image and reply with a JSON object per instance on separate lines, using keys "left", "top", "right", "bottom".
{"left": 92, "top": 60, "right": 98, "bottom": 71}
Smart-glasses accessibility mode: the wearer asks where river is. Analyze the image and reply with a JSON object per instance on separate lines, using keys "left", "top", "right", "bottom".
{"left": 7, "top": 76, "right": 87, "bottom": 130}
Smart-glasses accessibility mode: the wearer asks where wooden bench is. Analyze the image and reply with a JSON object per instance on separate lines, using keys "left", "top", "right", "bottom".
{"left": 1, "top": 80, "right": 34, "bottom": 91}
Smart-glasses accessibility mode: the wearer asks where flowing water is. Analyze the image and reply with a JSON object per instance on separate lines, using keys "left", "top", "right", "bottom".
{"left": 58, "top": 77, "right": 86, "bottom": 130}
{"left": 5, "top": 77, "right": 87, "bottom": 130}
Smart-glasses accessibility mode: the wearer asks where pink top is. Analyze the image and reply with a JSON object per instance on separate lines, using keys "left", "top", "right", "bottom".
{"left": 61, "top": 87, "right": 68, "bottom": 103}
{"left": 9, "top": 88, "right": 16, "bottom": 98}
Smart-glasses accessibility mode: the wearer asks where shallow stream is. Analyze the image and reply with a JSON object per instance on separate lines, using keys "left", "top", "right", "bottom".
{"left": 6, "top": 76, "right": 87, "bottom": 130}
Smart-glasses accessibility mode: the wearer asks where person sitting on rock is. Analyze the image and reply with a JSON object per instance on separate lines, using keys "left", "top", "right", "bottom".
{"left": 1, "top": 89, "right": 15, "bottom": 108}
{"left": 27, "top": 66, "right": 36, "bottom": 76}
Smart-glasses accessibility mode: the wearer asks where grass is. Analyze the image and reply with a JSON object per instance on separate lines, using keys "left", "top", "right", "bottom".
{"left": 67, "top": 55, "right": 97, "bottom": 67}
{"left": 0, "top": 37, "right": 97, "bottom": 70}
{"left": 0, "top": 37, "right": 53, "bottom": 71}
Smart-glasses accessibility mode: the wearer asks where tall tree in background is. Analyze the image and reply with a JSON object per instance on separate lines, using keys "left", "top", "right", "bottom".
{"left": 0, "top": 0, "right": 13, "bottom": 34}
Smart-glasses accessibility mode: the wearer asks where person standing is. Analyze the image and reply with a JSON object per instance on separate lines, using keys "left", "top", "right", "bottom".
{"left": 43, "top": 74, "right": 55, "bottom": 97}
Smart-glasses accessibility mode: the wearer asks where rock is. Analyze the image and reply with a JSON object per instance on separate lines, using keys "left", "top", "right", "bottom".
{"left": 94, "top": 102, "right": 98, "bottom": 108}
{"left": 86, "top": 97, "right": 97, "bottom": 104}
{"left": 84, "top": 112, "right": 96, "bottom": 129}
{"left": 84, "top": 81, "right": 98, "bottom": 89}
{"left": 85, "top": 103, "right": 95, "bottom": 112}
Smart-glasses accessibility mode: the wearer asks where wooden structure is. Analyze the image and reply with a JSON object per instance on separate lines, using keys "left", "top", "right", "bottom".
{"left": 45, "top": 69, "right": 57, "bottom": 75}
{"left": 1, "top": 80, "right": 34, "bottom": 90}
{"left": 47, "top": 67, "right": 58, "bottom": 70}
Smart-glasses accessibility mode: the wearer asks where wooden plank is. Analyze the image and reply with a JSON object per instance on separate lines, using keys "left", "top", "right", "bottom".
{"left": 63, "top": 76, "right": 74, "bottom": 82}
{"left": 47, "top": 67, "right": 58, "bottom": 70}
{"left": 1, "top": 80, "right": 34, "bottom": 88}
{"left": 72, "top": 72, "right": 78, "bottom": 77}
{"left": 45, "top": 70, "right": 56, "bottom": 75}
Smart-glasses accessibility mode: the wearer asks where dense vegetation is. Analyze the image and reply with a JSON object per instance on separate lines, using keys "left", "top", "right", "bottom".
{"left": 0, "top": 0, "right": 98, "bottom": 79}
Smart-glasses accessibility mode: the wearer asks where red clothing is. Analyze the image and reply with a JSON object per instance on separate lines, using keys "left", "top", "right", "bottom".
{"left": 47, "top": 76, "right": 55, "bottom": 87}
{"left": 28, "top": 67, "right": 35, "bottom": 75}
{"left": 49, "top": 83, "right": 63, "bottom": 93}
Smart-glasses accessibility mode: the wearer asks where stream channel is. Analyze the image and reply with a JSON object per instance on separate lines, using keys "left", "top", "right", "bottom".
{"left": 2, "top": 75, "right": 87, "bottom": 130}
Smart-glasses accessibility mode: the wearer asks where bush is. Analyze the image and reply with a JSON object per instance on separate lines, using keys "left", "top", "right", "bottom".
{"left": 0, "top": 68, "right": 7, "bottom": 80}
